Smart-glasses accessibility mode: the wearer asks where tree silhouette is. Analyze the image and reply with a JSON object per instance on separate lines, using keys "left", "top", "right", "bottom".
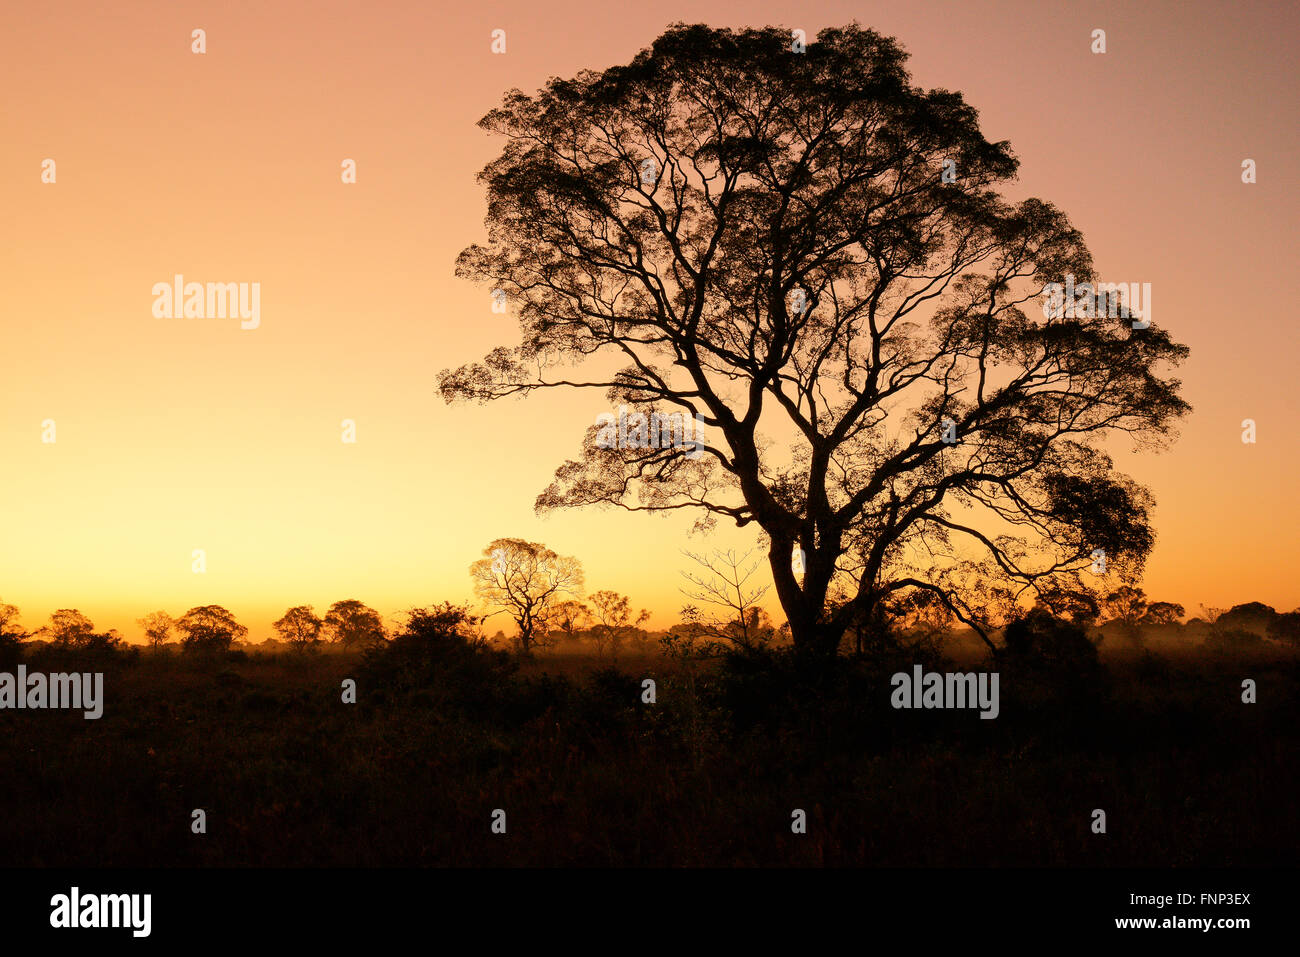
{"left": 549, "top": 599, "right": 591, "bottom": 647}
{"left": 587, "top": 590, "right": 649, "bottom": 659}
{"left": 175, "top": 605, "right": 248, "bottom": 656}
{"left": 0, "top": 602, "right": 27, "bottom": 642}
{"left": 1103, "top": 585, "right": 1149, "bottom": 648}
{"left": 1268, "top": 610, "right": 1300, "bottom": 646}
{"left": 41, "top": 609, "right": 96, "bottom": 647}
{"left": 441, "top": 23, "right": 1191, "bottom": 655}
{"left": 274, "top": 605, "right": 324, "bottom": 651}
{"left": 1218, "top": 602, "right": 1278, "bottom": 634}
{"left": 35, "top": 609, "right": 122, "bottom": 655}
{"left": 322, "top": 600, "right": 387, "bottom": 649}
{"left": 470, "top": 538, "right": 583, "bottom": 655}
{"left": 679, "top": 548, "right": 775, "bottom": 652}
{"left": 0, "top": 602, "right": 27, "bottom": 666}
{"left": 1140, "top": 601, "right": 1184, "bottom": 626}
{"left": 137, "top": 611, "right": 175, "bottom": 649}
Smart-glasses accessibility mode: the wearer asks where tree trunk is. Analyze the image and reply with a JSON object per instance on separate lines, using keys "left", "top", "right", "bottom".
{"left": 769, "top": 542, "right": 839, "bottom": 657}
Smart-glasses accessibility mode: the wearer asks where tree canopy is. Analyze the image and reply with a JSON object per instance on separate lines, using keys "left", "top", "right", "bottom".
{"left": 470, "top": 538, "right": 583, "bottom": 654}
{"left": 441, "top": 23, "right": 1191, "bottom": 654}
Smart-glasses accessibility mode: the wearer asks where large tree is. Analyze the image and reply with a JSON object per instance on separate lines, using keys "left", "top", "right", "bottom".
{"left": 441, "top": 24, "right": 1191, "bottom": 655}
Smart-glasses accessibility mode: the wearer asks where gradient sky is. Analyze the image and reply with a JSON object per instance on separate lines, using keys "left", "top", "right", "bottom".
{"left": 2, "top": 0, "right": 1297, "bottom": 641}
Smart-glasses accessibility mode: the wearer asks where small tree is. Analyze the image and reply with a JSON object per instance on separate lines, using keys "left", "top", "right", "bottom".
{"left": 1140, "top": 601, "right": 1184, "bottom": 626}
{"left": 470, "top": 538, "right": 583, "bottom": 655}
{"left": 0, "top": 602, "right": 25, "bottom": 639}
{"left": 176, "top": 605, "right": 248, "bottom": 656}
{"left": 1103, "top": 585, "right": 1148, "bottom": 648}
{"left": 679, "top": 549, "right": 775, "bottom": 654}
{"left": 137, "top": 611, "right": 175, "bottom": 649}
{"left": 0, "top": 602, "right": 28, "bottom": 665}
{"left": 274, "top": 605, "right": 324, "bottom": 651}
{"left": 588, "top": 590, "right": 650, "bottom": 660}
{"left": 0, "top": 602, "right": 28, "bottom": 643}
{"left": 549, "top": 599, "right": 591, "bottom": 649}
{"left": 322, "top": 600, "right": 387, "bottom": 649}
{"left": 41, "top": 609, "right": 96, "bottom": 647}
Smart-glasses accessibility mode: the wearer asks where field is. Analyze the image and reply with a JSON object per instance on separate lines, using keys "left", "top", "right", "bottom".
{"left": 2, "top": 628, "right": 1296, "bottom": 867}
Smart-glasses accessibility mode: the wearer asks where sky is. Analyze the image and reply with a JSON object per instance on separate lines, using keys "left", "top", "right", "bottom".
{"left": 2, "top": 0, "right": 1297, "bottom": 641}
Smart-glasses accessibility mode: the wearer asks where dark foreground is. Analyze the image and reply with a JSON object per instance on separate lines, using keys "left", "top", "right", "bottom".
{"left": 1, "top": 632, "right": 1295, "bottom": 866}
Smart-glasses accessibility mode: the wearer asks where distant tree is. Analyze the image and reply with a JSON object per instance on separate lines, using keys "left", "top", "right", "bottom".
{"left": 137, "top": 611, "right": 175, "bottom": 649}
{"left": 1195, "top": 603, "right": 1268, "bottom": 655}
{"left": 80, "top": 630, "right": 125, "bottom": 654}
{"left": 1031, "top": 586, "right": 1101, "bottom": 626}
{"left": 401, "top": 603, "right": 485, "bottom": 645}
{"left": 1140, "top": 601, "right": 1184, "bottom": 626}
{"left": 1266, "top": 610, "right": 1300, "bottom": 646}
{"left": 1004, "top": 608, "right": 1093, "bottom": 662}
{"left": 176, "top": 605, "right": 248, "bottom": 656}
{"left": 41, "top": 609, "right": 96, "bottom": 647}
{"left": 661, "top": 614, "right": 724, "bottom": 663}
{"left": 0, "top": 602, "right": 28, "bottom": 665}
{"left": 1218, "top": 602, "right": 1278, "bottom": 634}
{"left": 0, "top": 602, "right": 27, "bottom": 642}
{"left": 360, "top": 603, "right": 512, "bottom": 697}
{"left": 549, "top": 599, "right": 591, "bottom": 647}
{"left": 322, "top": 600, "right": 387, "bottom": 649}
{"left": 1103, "top": 586, "right": 1147, "bottom": 622}
{"left": 440, "top": 23, "right": 1191, "bottom": 656}
{"left": 588, "top": 590, "right": 650, "bottom": 659}
{"left": 1102, "top": 585, "right": 1148, "bottom": 648}
{"left": 274, "top": 605, "right": 324, "bottom": 651}
{"left": 470, "top": 538, "right": 583, "bottom": 655}
{"left": 1204, "top": 628, "right": 1264, "bottom": 655}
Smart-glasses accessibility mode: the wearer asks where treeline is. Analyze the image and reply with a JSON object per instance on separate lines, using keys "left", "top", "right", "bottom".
{"left": 1, "top": 586, "right": 1295, "bottom": 668}
{"left": 1083, "top": 588, "right": 1300, "bottom": 652}
{"left": 0, "top": 600, "right": 388, "bottom": 658}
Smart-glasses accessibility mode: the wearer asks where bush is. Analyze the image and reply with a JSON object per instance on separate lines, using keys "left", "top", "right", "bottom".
{"left": 360, "top": 603, "right": 517, "bottom": 718}
{"left": 1003, "top": 609, "right": 1100, "bottom": 670}
{"left": 713, "top": 645, "right": 898, "bottom": 755}
{"left": 1203, "top": 628, "right": 1263, "bottom": 654}
{"left": 0, "top": 633, "right": 22, "bottom": 669}
{"left": 999, "top": 609, "right": 1109, "bottom": 724}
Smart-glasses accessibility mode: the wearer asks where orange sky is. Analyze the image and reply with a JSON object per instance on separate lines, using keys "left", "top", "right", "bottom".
{"left": 2, "top": 0, "right": 1297, "bottom": 641}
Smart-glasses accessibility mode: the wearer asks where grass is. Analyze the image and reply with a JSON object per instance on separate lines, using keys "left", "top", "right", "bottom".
{"left": 0, "top": 638, "right": 1295, "bottom": 866}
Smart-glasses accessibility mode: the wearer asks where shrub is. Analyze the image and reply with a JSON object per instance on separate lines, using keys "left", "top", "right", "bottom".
{"left": 360, "top": 603, "right": 517, "bottom": 718}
